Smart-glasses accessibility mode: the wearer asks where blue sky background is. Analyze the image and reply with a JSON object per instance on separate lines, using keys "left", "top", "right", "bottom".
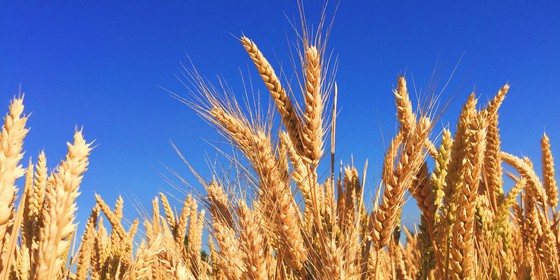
{"left": 1, "top": 1, "right": 559, "bottom": 230}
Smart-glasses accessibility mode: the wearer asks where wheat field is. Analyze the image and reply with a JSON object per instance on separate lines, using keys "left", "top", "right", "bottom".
{"left": 1, "top": 8, "right": 559, "bottom": 280}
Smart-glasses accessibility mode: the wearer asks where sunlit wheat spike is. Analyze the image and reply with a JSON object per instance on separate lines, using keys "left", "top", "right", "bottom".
{"left": 32, "top": 129, "right": 92, "bottom": 280}
{"left": 240, "top": 36, "right": 304, "bottom": 156}
{"left": 0, "top": 97, "right": 28, "bottom": 259}
{"left": 541, "top": 133, "right": 558, "bottom": 209}
{"left": 301, "top": 46, "right": 324, "bottom": 166}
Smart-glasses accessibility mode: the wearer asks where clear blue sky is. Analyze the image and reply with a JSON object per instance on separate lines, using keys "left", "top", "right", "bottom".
{"left": 1, "top": 1, "right": 559, "bottom": 228}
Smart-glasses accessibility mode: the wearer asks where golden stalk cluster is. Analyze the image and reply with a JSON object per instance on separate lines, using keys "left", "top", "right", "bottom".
{"left": 1, "top": 18, "right": 559, "bottom": 280}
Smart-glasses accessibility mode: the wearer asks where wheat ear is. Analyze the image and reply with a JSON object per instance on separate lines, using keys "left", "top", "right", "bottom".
{"left": 434, "top": 95, "right": 476, "bottom": 278}
{"left": 240, "top": 36, "right": 304, "bottom": 154}
{"left": 206, "top": 181, "right": 234, "bottom": 228}
{"left": 214, "top": 219, "right": 244, "bottom": 279}
{"left": 536, "top": 211, "right": 559, "bottom": 278}
{"left": 394, "top": 76, "right": 416, "bottom": 137}
{"left": 1, "top": 161, "right": 30, "bottom": 280}
{"left": 75, "top": 206, "right": 99, "bottom": 280}
{"left": 95, "top": 194, "right": 126, "bottom": 240}
{"left": 481, "top": 84, "right": 509, "bottom": 210}
{"left": 301, "top": 46, "right": 324, "bottom": 166}
{"left": 174, "top": 194, "right": 193, "bottom": 247}
{"left": 32, "top": 130, "right": 92, "bottom": 280}
{"left": 450, "top": 103, "right": 487, "bottom": 279}
{"left": 159, "top": 192, "right": 176, "bottom": 229}
{"left": 0, "top": 97, "right": 28, "bottom": 255}
{"left": 372, "top": 116, "right": 431, "bottom": 250}
{"left": 210, "top": 106, "right": 307, "bottom": 270}
{"left": 541, "top": 133, "right": 558, "bottom": 209}
{"left": 21, "top": 159, "right": 34, "bottom": 249}
{"left": 30, "top": 151, "right": 48, "bottom": 243}
{"left": 252, "top": 131, "right": 308, "bottom": 270}
{"left": 501, "top": 152, "right": 548, "bottom": 208}
{"left": 238, "top": 201, "right": 268, "bottom": 280}
{"left": 187, "top": 209, "right": 204, "bottom": 278}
